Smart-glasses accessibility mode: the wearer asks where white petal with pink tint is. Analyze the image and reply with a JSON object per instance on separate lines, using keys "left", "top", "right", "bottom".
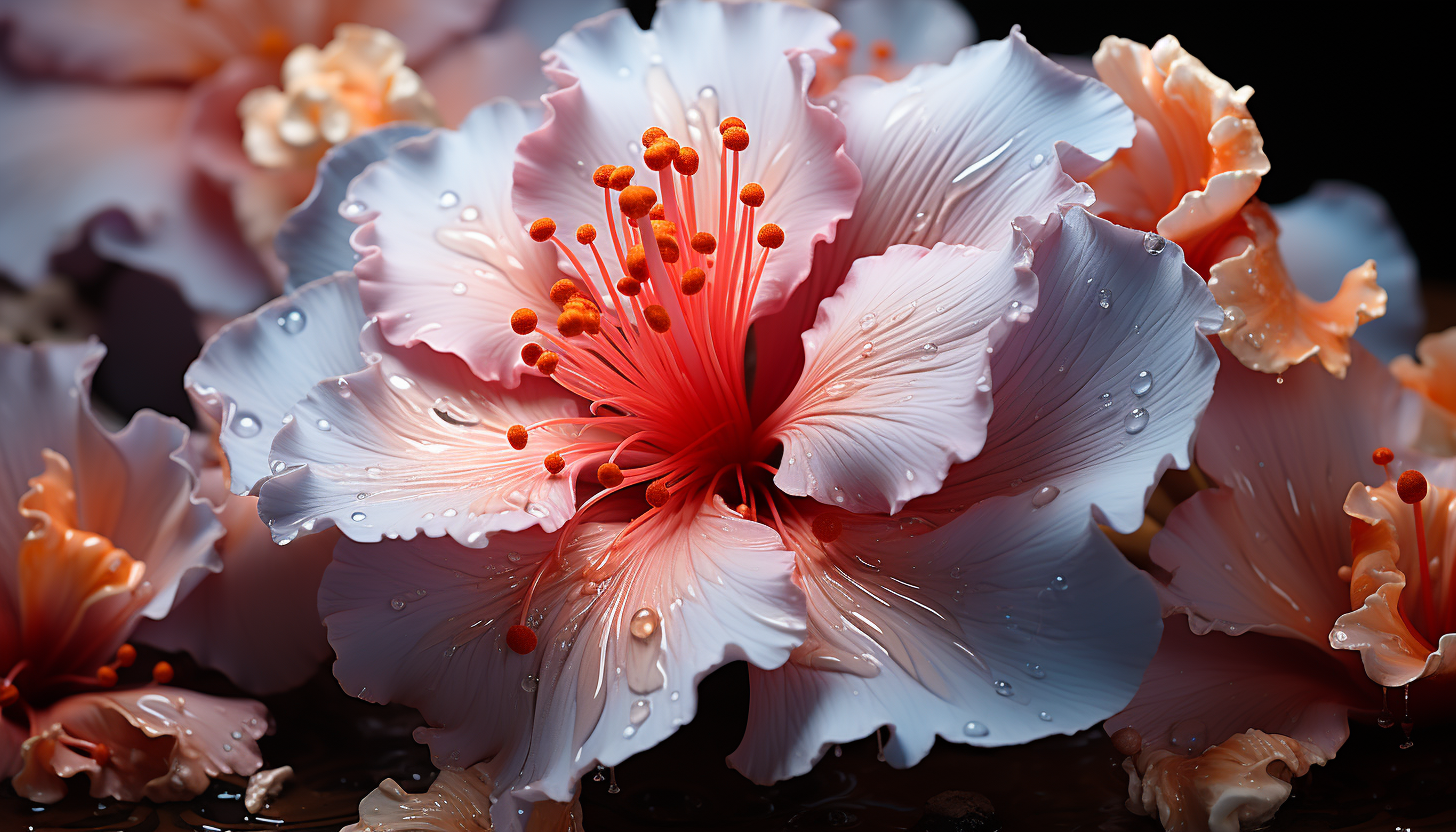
{"left": 186, "top": 273, "right": 369, "bottom": 496}
{"left": 320, "top": 498, "right": 804, "bottom": 824}
{"left": 1153, "top": 347, "right": 1422, "bottom": 649}
{"left": 259, "top": 327, "right": 590, "bottom": 546}
{"left": 766, "top": 239, "right": 1036, "bottom": 514}
{"left": 350, "top": 101, "right": 568, "bottom": 385}
{"left": 914, "top": 207, "right": 1222, "bottom": 535}
{"left": 729, "top": 493, "right": 1159, "bottom": 784}
{"left": 512, "top": 1, "right": 860, "bottom": 319}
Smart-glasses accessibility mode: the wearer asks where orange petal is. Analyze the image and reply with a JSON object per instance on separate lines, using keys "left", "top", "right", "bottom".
{"left": 1391, "top": 328, "right": 1456, "bottom": 454}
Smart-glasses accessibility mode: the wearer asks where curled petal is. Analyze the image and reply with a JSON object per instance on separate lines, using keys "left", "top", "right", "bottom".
{"left": 1125, "top": 730, "right": 1327, "bottom": 832}
{"left": 1211, "top": 202, "right": 1386, "bottom": 378}
{"left": 350, "top": 101, "right": 568, "bottom": 384}
{"left": 343, "top": 764, "right": 586, "bottom": 832}
{"left": 186, "top": 273, "right": 369, "bottom": 496}
{"left": 729, "top": 492, "right": 1160, "bottom": 784}
{"left": 259, "top": 328, "right": 591, "bottom": 545}
{"left": 14, "top": 686, "right": 268, "bottom": 804}
{"left": 913, "top": 206, "right": 1222, "bottom": 535}
{"left": 765, "top": 238, "right": 1037, "bottom": 514}
{"left": 1391, "top": 328, "right": 1456, "bottom": 455}
{"left": 1083, "top": 35, "right": 1269, "bottom": 248}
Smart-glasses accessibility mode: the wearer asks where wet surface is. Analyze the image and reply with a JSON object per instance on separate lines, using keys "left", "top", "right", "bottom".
{"left": 4, "top": 657, "right": 1454, "bottom": 831}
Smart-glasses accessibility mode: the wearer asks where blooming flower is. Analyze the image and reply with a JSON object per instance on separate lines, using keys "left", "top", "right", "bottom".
{"left": 0, "top": 341, "right": 269, "bottom": 803}
{"left": 1104, "top": 343, "right": 1449, "bottom": 830}
{"left": 192, "top": 3, "right": 1223, "bottom": 827}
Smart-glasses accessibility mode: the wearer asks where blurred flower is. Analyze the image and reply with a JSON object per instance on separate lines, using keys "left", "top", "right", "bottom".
{"left": 0, "top": 341, "right": 268, "bottom": 803}
{"left": 1391, "top": 328, "right": 1456, "bottom": 454}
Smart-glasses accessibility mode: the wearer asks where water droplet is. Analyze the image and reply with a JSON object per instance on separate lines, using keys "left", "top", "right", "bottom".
{"left": 1022, "top": 662, "right": 1046, "bottom": 679}
{"left": 905, "top": 469, "right": 915, "bottom": 482}
{"left": 460, "top": 206, "right": 480, "bottom": 222}
{"left": 629, "top": 699, "right": 651, "bottom": 725}
{"left": 522, "top": 675, "right": 538, "bottom": 693}
{"left": 1244, "top": 330, "right": 1266, "bottom": 350}
{"left": 1097, "top": 289, "right": 1112, "bottom": 309}
{"left": 526, "top": 502, "right": 550, "bottom": 518}
{"left": 223, "top": 743, "right": 232, "bottom": 752}
{"left": 1221, "top": 305, "right": 1246, "bottom": 334}
{"left": 1038, "top": 711, "right": 1053, "bottom": 722}
{"left": 452, "top": 282, "right": 467, "bottom": 295}
{"left": 825, "top": 380, "right": 853, "bottom": 398}
{"left": 993, "top": 679, "right": 1014, "bottom": 697}
{"left": 432, "top": 397, "right": 480, "bottom": 427}
{"left": 316, "top": 419, "right": 331, "bottom": 431}
{"left": 630, "top": 607, "right": 660, "bottom": 640}
{"left": 231, "top": 731, "right": 243, "bottom": 740}
{"left": 232, "top": 412, "right": 262, "bottom": 437}
{"left": 859, "top": 341, "right": 875, "bottom": 358}
{"left": 351, "top": 511, "right": 366, "bottom": 522}
{"left": 962, "top": 721, "right": 989, "bottom": 737}
{"left": 270, "top": 459, "right": 286, "bottom": 473}
{"left": 439, "top": 190, "right": 459, "bottom": 208}
{"left": 1099, "top": 392, "right": 1113, "bottom": 409}
{"left": 1049, "top": 575, "right": 1070, "bottom": 591}
{"left": 919, "top": 342, "right": 939, "bottom": 360}
{"left": 343, "top": 200, "right": 366, "bottom": 217}
{"left": 1123, "top": 408, "right": 1149, "bottom": 434}
{"left": 858, "top": 312, "right": 877, "bottom": 331}
{"left": 1333, "top": 628, "right": 1349, "bottom": 643}
{"left": 1143, "top": 232, "right": 1166, "bottom": 255}
{"left": 389, "top": 596, "right": 406, "bottom": 610}
{"left": 1131, "top": 370, "right": 1153, "bottom": 397}
{"left": 1030, "top": 485, "right": 1060, "bottom": 508}
{"left": 276, "top": 308, "right": 307, "bottom": 334}
{"left": 1030, "top": 153, "right": 1045, "bottom": 168}
{"left": 443, "top": 508, "right": 457, "bottom": 517}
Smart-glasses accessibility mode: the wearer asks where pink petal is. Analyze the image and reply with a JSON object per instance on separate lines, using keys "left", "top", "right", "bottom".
{"left": 319, "top": 497, "right": 804, "bottom": 819}
{"left": 133, "top": 492, "right": 336, "bottom": 695}
{"left": 258, "top": 328, "right": 590, "bottom": 545}
{"left": 422, "top": 31, "right": 550, "bottom": 127}
{"left": 913, "top": 207, "right": 1223, "bottom": 534}
{"left": 512, "top": 1, "right": 860, "bottom": 320}
{"left": 752, "top": 28, "right": 1133, "bottom": 413}
{"left": 764, "top": 239, "right": 1036, "bottom": 514}
{"left": 729, "top": 492, "right": 1160, "bottom": 784}
{"left": 15, "top": 686, "right": 268, "bottom": 803}
{"left": 1153, "top": 345, "right": 1423, "bottom": 649}
{"left": 349, "top": 101, "right": 570, "bottom": 384}
{"left": 1106, "top": 620, "right": 1369, "bottom": 761}
{"left": 186, "top": 273, "right": 369, "bottom": 496}
{"left": 0, "top": 75, "right": 271, "bottom": 316}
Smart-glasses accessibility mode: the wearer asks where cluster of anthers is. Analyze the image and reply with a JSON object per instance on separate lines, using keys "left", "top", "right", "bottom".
{"left": 496, "top": 117, "right": 822, "bottom": 655}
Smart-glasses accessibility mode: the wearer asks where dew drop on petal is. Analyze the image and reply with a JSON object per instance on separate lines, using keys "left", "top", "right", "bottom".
{"left": 963, "top": 721, "right": 989, "bottom": 737}
{"left": 316, "top": 419, "right": 331, "bottom": 431}
{"left": 460, "top": 206, "right": 480, "bottom": 222}
{"left": 1099, "top": 392, "right": 1113, "bottom": 409}
{"left": 1124, "top": 408, "right": 1149, "bottom": 434}
{"left": 1143, "top": 232, "right": 1166, "bottom": 255}
{"left": 1097, "top": 289, "right": 1112, "bottom": 309}
{"left": 343, "top": 200, "right": 366, "bottom": 217}
{"left": 439, "top": 190, "right": 460, "bottom": 208}
{"left": 629, "top": 699, "right": 651, "bottom": 725}
{"left": 859, "top": 341, "right": 875, "bottom": 358}
{"left": 1031, "top": 485, "right": 1059, "bottom": 508}
{"left": 919, "top": 342, "right": 938, "bottom": 360}
{"left": 630, "top": 607, "right": 660, "bottom": 640}
{"left": 389, "top": 596, "right": 406, "bottom": 610}
{"left": 521, "top": 675, "right": 538, "bottom": 693}
{"left": 1022, "top": 662, "right": 1046, "bottom": 679}
{"left": 1038, "top": 711, "right": 1053, "bottom": 722}
{"left": 452, "top": 282, "right": 467, "bottom": 295}
{"left": 232, "top": 412, "right": 262, "bottom": 437}
{"left": 993, "top": 680, "right": 1014, "bottom": 697}
{"left": 1131, "top": 370, "right": 1153, "bottom": 397}
{"left": 859, "top": 312, "right": 877, "bottom": 331}
{"left": 276, "top": 308, "right": 307, "bottom": 334}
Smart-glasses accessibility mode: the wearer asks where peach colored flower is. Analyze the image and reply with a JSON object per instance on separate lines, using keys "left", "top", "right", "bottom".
{"left": 1391, "top": 328, "right": 1456, "bottom": 454}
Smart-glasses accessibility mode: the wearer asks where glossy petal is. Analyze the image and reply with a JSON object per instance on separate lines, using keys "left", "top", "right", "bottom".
{"left": 350, "top": 101, "right": 568, "bottom": 384}
{"left": 729, "top": 492, "right": 1160, "bottom": 784}
{"left": 513, "top": 0, "right": 860, "bottom": 320}
{"left": 914, "top": 207, "right": 1223, "bottom": 535}
{"left": 258, "top": 328, "right": 591, "bottom": 545}
{"left": 765, "top": 239, "right": 1036, "bottom": 514}
{"left": 186, "top": 273, "right": 369, "bottom": 496}
{"left": 1153, "top": 346, "right": 1422, "bottom": 650}
{"left": 320, "top": 497, "right": 804, "bottom": 821}
{"left": 14, "top": 686, "right": 267, "bottom": 804}
{"left": 753, "top": 29, "right": 1133, "bottom": 411}
{"left": 1106, "top": 621, "right": 1368, "bottom": 760}
{"left": 275, "top": 123, "right": 432, "bottom": 292}
{"left": 1391, "top": 328, "right": 1456, "bottom": 456}
{"left": 0, "top": 75, "right": 270, "bottom": 316}
{"left": 1211, "top": 201, "right": 1386, "bottom": 378}
{"left": 1272, "top": 181, "right": 1422, "bottom": 363}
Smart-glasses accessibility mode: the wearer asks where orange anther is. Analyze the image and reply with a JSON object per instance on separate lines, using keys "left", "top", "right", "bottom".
{"left": 1110, "top": 727, "right": 1142, "bottom": 757}
{"left": 690, "top": 232, "right": 716, "bottom": 254}
{"left": 593, "top": 164, "right": 617, "bottom": 188}
{"left": 549, "top": 279, "right": 579, "bottom": 306}
{"left": 1398, "top": 470, "right": 1428, "bottom": 504}
{"left": 735, "top": 503, "right": 756, "bottom": 522}
{"left": 655, "top": 235, "right": 680, "bottom": 264}
{"left": 90, "top": 743, "right": 112, "bottom": 767}
{"left": 556, "top": 310, "right": 585, "bottom": 337}
{"left": 643, "top": 138, "right": 680, "bottom": 172}
{"left": 96, "top": 666, "right": 118, "bottom": 687}
{"left": 506, "top": 624, "right": 537, "bottom": 654}
{"left": 536, "top": 352, "right": 560, "bottom": 375}
{"left": 0, "top": 682, "right": 18, "bottom": 707}
{"left": 608, "top": 165, "right": 636, "bottom": 190}
{"left": 652, "top": 219, "right": 677, "bottom": 237}
{"left": 757, "top": 223, "right": 784, "bottom": 249}
{"left": 641, "top": 126, "right": 668, "bottom": 147}
{"left": 510, "top": 308, "right": 538, "bottom": 335}
{"left": 618, "top": 185, "right": 658, "bottom": 219}
{"left": 722, "top": 126, "right": 750, "bottom": 152}
{"left": 1337, "top": 564, "right": 1353, "bottom": 582}
{"left": 643, "top": 305, "right": 671, "bottom": 332}
{"left": 831, "top": 31, "right": 857, "bottom": 52}
{"left": 626, "top": 245, "right": 649, "bottom": 278}
{"left": 544, "top": 452, "right": 566, "bottom": 475}
{"left": 739, "top": 183, "right": 765, "bottom": 207}
{"left": 811, "top": 513, "right": 842, "bottom": 543}
{"left": 719, "top": 117, "right": 746, "bottom": 135}
{"left": 151, "top": 662, "right": 174, "bottom": 685}
{"left": 645, "top": 479, "right": 671, "bottom": 507}
{"left": 674, "top": 147, "right": 700, "bottom": 176}
{"left": 597, "top": 462, "right": 624, "bottom": 488}
{"left": 115, "top": 644, "right": 136, "bottom": 668}
{"left": 617, "top": 277, "right": 642, "bottom": 297}
{"left": 680, "top": 267, "right": 706, "bottom": 296}
{"left": 870, "top": 39, "right": 894, "bottom": 61}
{"left": 529, "top": 218, "right": 557, "bottom": 242}
{"left": 1372, "top": 447, "right": 1394, "bottom": 466}
{"left": 507, "top": 424, "right": 529, "bottom": 449}
{"left": 649, "top": 203, "right": 666, "bottom": 221}
{"left": 521, "top": 343, "right": 543, "bottom": 366}
{"left": 576, "top": 224, "right": 597, "bottom": 245}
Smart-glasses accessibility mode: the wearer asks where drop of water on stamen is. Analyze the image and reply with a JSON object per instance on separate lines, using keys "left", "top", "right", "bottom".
{"left": 276, "top": 308, "right": 307, "bottom": 334}
{"left": 439, "top": 190, "right": 459, "bottom": 208}
{"left": 1097, "top": 289, "right": 1112, "bottom": 309}
{"left": 1131, "top": 370, "right": 1153, "bottom": 397}
{"left": 1143, "top": 232, "right": 1166, "bottom": 255}
{"left": 1031, "top": 485, "right": 1060, "bottom": 508}
{"left": 232, "top": 412, "right": 262, "bottom": 437}
{"left": 963, "top": 721, "right": 989, "bottom": 737}
{"left": 1124, "top": 408, "right": 1150, "bottom": 434}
